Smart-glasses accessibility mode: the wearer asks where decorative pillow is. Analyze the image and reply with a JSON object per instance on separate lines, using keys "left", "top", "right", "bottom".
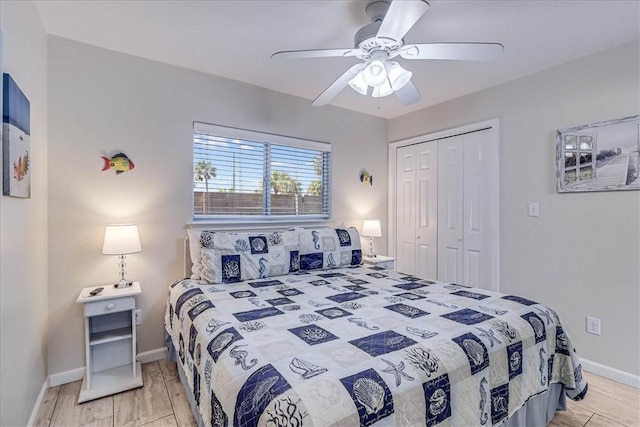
{"left": 186, "top": 229, "right": 204, "bottom": 280}
{"left": 298, "top": 227, "right": 362, "bottom": 271}
{"left": 200, "top": 230, "right": 299, "bottom": 284}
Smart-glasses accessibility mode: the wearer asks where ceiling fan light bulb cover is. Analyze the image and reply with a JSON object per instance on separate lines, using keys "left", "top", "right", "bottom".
{"left": 348, "top": 71, "right": 369, "bottom": 95}
{"left": 363, "top": 60, "right": 388, "bottom": 87}
{"left": 386, "top": 61, "right": 412, "bottom": 90}
{"left": 372, "top": 79, "right": 393, "bottom": 97}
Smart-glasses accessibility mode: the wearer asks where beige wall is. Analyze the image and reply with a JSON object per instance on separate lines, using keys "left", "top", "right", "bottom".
{"left": 389, "top": 41, "right": 640, "bottom": 377}
{"left": 47, "top": 36, "right": 389, "bottom": 376}
{"left": 0, "top": 1, "right": 49, "bottom": 425}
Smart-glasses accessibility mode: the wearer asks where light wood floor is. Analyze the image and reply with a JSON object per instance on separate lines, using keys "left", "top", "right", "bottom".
{"left": 35, "top": 363, "right": 638, "bottom": 427}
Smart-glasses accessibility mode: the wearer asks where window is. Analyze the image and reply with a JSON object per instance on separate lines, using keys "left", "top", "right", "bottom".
{"left": 193, "top": 122, "right": 331, "bottom": 219}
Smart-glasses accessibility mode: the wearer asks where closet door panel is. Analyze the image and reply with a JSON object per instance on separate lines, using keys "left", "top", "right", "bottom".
{"left": 415, "top": 143, "right": 438, "bottom": 280}
{"left": 437, "top": 136, "right": 464, "bottom": 283}
{"left": 463, "top": 130, "right": 493, "bottom": 289}
{"left": 396, "top": 146, "right": 416, "bottom": 275}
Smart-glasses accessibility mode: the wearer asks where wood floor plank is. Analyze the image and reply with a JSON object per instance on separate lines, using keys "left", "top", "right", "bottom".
{"left": 576, "top": 372, "right": 640, "bottom": 427}
{"left": 142, "top": 361, "right": 160, "bottom": 374}
{"left": 49, "top": 380, "right": 113, "bottom": 427}
{"left": 158, "top": 359, "right": 179, "bottom": 383}
{"left": 165, "top": 379, "right": 198, "bottom": 427}
{"left": 79, "top": 416, "right": 113, "bottom": 427}
{"left": 584, "top": 413, "right": 627, "bottom": 427}
{"left": 34, "top": 385, "right": 61, "bottom": 427}
{"left": 138, "top": 415, "right": 179, "bottom": 427}
{"left": 113, "top": 369, "right": 173, "bottom": 427}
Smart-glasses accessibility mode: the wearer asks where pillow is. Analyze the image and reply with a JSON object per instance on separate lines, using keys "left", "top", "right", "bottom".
{"left": 298, "top": 227, "right": 362, "bottom": 271}
{"left": 200, "top": 230, "right": 299, "bottom": 284}
{"left": 186, "top": 229, "right": 204, "bottom": 280}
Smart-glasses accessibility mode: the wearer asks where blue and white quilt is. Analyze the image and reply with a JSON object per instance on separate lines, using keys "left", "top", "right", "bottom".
{"left": 165, "top": 266, "right": 587, "bottom": 427}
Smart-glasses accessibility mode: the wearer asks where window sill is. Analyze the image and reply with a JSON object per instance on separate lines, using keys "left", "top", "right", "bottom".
{"left": 187, "top": 217, "right": 335, "bottom": 231}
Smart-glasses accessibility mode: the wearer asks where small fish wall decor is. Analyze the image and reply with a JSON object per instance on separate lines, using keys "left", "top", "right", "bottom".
{"left": 101, "top": 152, "right": 135, "bottom": 175}
{"left": 360, "top": 169, "right": 373, "bottom": 186}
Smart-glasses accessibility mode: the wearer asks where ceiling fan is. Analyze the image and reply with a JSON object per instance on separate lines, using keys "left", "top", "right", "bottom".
{"left": 272, "top": 0, "right": 503, "bottom": 107}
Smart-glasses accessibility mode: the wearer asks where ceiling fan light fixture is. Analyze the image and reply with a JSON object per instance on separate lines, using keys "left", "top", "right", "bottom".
{"left": 348, "top": 71, "right": 368, "bottom": 95}
{"left": 363, "top": 59, "right": 388, "bottom": 87}
{"left": 372, "top": 78, "right": 393, "bottom": 98}
{"left": 386, "top": 61, "right": 413, "bottom": 91}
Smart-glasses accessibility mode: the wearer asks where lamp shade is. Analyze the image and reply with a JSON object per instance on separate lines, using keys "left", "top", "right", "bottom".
{"left": 348, "top": 71, "right": 368, "bottom": 95}
{"left": 102, "top": 224, "right": 142, "bottom": 255}
{"left": 363, "top": 60, "right": 388, "bottom": 88}
{"left": 385, "top": 61, "right": 413, "bottom": 91}
{"left": 361, "top": 219, "right": 382, "bottom": 237}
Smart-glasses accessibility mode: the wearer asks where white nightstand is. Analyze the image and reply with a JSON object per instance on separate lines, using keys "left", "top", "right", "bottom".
{"left": 76, "top": 282, "right": 143, "bottom": 403}
{"left": 362, "top": 255, "right": 396, "bottom": 269}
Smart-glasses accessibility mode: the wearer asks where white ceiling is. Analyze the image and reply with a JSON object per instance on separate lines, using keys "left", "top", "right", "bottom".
{"left": 35, "top": 0, "right": 640, "bottom": 119}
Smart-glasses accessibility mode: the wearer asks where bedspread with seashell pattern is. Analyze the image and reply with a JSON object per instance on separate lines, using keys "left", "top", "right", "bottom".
{"left": 165, "top": 265, "right": 587, "bottom": 427}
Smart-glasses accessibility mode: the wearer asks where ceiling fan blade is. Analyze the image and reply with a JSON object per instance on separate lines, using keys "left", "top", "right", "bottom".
{"left": 272, "top": 48, "right": 361, "bottom": 60}
{"left": 312, "top": 63, "right": 366, "bottom": 107}
{"left": 400, "top": 42, "right": 504, "bottom": 61}
{"left": 377, "top": 0, "right": 429, "bottom": 41}
{"left": 394, "top": 80, "right": 422, "bottom": 105}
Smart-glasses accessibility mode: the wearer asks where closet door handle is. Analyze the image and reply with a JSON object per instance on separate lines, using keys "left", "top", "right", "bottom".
{"left": 456, "top": 237, "right": 462, "bottom": 242}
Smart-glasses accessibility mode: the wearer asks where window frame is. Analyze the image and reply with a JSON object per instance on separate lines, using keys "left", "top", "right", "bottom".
{"left": 192, "top": 122, "right": 332, "bottom": 223}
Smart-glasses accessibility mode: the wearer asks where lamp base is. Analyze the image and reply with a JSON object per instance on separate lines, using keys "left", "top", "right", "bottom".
{"left": 368, "top": 237, "right": 377, "bottom": 258}
{"left": 115, "top": 280, "right": 133, "bottom": 289}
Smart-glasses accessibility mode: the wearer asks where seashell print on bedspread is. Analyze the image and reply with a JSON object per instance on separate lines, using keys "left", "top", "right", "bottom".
{"left": 165, "top": 266, "right": 588, "bottom": 427}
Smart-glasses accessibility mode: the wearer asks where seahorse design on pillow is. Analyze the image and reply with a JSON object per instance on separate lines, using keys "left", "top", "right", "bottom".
{"left": 311, "top": 231, "right": 320, "bottom": 249}
{"left": 258, "top": 257, "right": 267, "bottom": 278}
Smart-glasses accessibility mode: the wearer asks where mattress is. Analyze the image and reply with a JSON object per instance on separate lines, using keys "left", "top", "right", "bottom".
{"left": 165, "top": 265, "right": 587, "bottom": 427}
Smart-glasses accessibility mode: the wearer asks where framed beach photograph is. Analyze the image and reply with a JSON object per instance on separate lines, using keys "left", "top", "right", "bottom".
{"left": 556, "top": 115, "right": 640, "bottom": 193}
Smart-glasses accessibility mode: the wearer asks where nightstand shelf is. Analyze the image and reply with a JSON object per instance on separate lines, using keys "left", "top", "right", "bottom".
{"left": 90, "top": 327, "right": 133, "bottom": 346}
{"left": 76, "top": 282, "right": 143, "bottom": 403}
{"left": 362, "top": 255, "right": 396, "bottom": 269}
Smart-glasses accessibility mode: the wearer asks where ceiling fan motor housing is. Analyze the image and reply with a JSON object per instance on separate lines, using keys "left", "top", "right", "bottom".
{"left": 355, "top": 1, "right": 403, "bottom": 57}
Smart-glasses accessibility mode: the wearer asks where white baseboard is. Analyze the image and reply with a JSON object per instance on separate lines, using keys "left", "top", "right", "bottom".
{"left": 26, "top": 380, "right": 49, "bottom": 427}
{"left": 48, "top": 367, "right": 85, "bottom": 387}
{"left": 137, "top": 347, "right": 168, "bottom": 364}
{"left": 581, "top": 358, "right": 640, "bottom": 389}
{"left": 47, "top": 347, "right": 168, "bottom": 388}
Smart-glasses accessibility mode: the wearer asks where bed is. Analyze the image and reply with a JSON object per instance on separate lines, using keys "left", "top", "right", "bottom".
{"left": 165, "top": 227, "right": 587, "bottom": 427}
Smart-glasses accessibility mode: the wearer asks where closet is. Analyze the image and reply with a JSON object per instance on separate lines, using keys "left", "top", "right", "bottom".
{"left": 393, "top": 124, "right": 498, "bottom": 290}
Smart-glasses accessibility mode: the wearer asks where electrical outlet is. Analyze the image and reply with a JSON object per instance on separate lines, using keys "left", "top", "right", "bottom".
{"left": 135, "top": 309, "right": 142, "bottom": 326}
{"left": 586, "top": 316, "right": 601, "bottom": 335}
{"left": 528, "top": 202, "right": 540, "bottom": 217}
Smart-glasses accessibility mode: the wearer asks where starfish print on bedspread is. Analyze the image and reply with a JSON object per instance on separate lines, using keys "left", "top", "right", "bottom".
{"left": 380, "top": 358, "right": 415, "bottom": 387}
{"left": 475, "top": 327, "right": 502, "bottom": 347}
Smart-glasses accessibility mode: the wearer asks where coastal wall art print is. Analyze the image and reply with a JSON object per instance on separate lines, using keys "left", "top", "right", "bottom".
{"left": 0, "top": 33, "right": 3, "bottom": 186}
{"left": 556, "top": 115, "right": 640, "bottom": 193}
{"left": 2, "top": 73, "right": 31, "bottom": 198}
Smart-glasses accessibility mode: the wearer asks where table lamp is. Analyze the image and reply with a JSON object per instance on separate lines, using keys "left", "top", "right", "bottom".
{"left": 361, "top": 219, "right": 382, "bottom": 258}
{"left": 102, "top": 224, "right": 142, "bottom": 288}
